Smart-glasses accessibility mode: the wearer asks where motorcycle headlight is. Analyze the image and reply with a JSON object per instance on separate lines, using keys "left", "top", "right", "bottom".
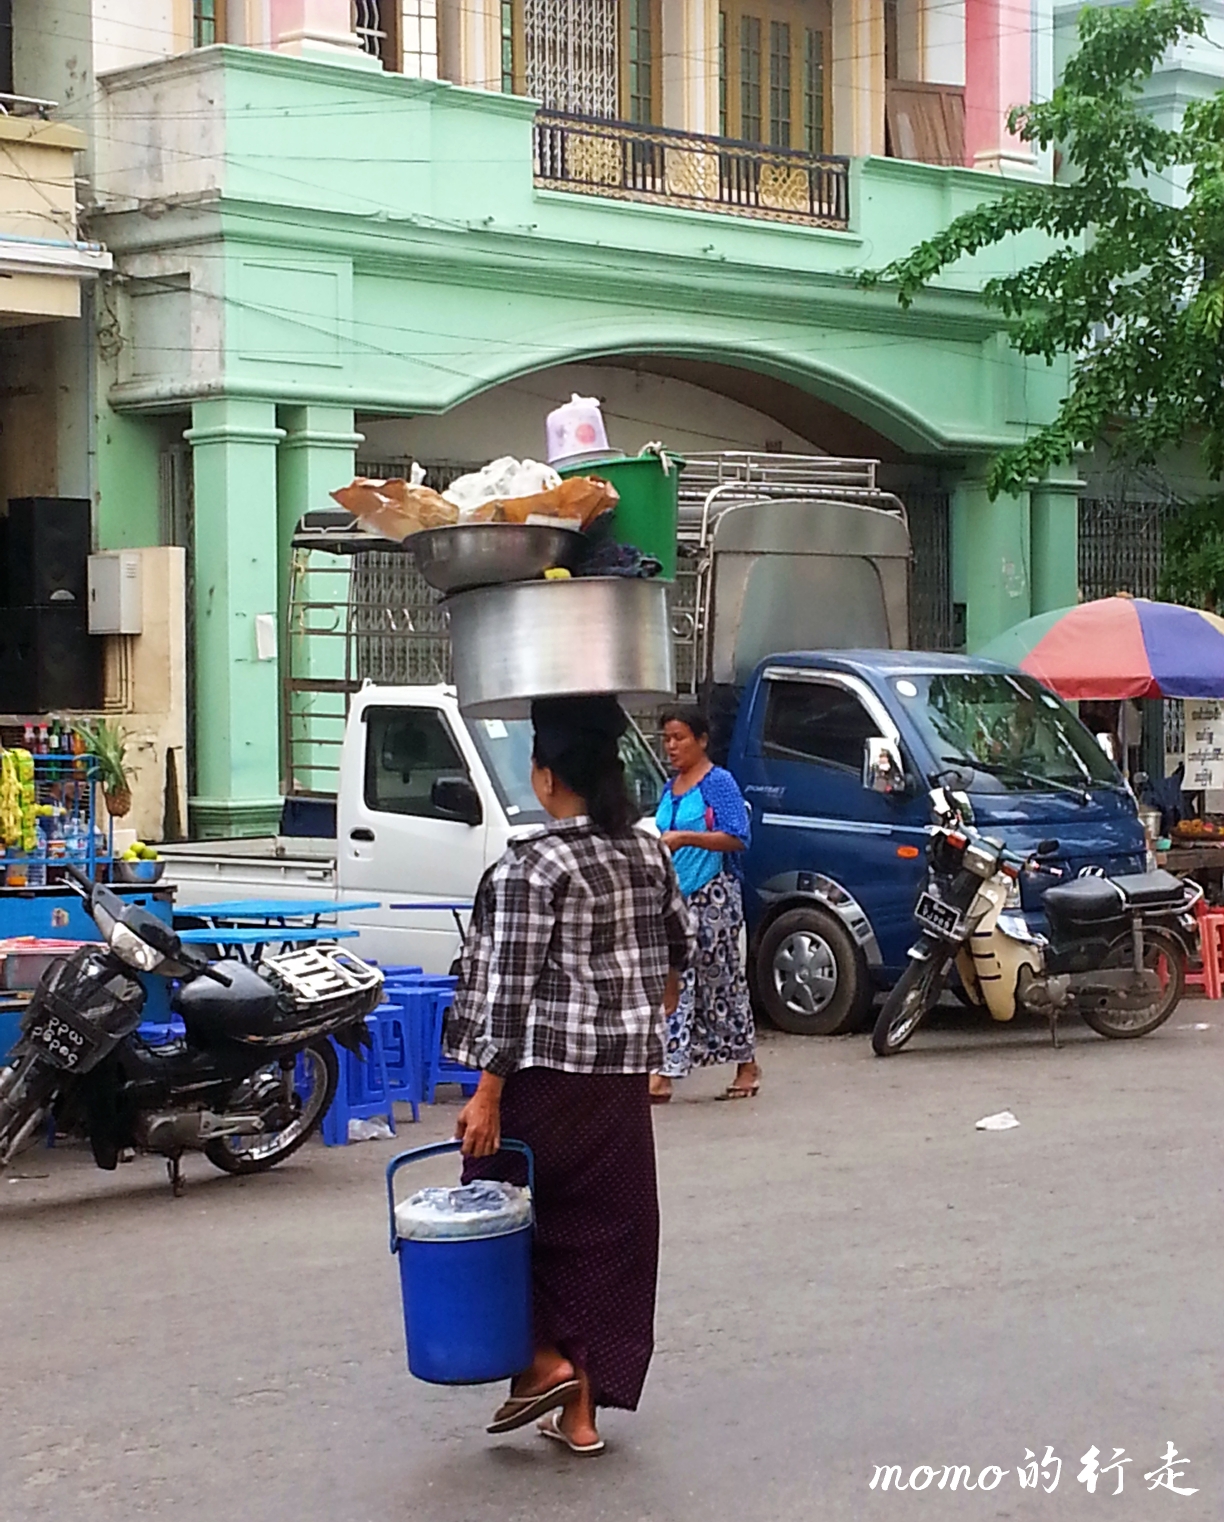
{"left": 109, "top": 921, "right": 167, "bottom": 973}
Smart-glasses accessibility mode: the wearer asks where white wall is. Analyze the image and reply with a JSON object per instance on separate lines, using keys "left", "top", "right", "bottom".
{"left": 357, "top": 363, "right": 827, "bottom": 466}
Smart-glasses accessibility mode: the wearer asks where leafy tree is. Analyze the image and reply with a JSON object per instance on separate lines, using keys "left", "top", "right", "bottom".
{"left": 1158, "top": 495, "right": 1224, "bottom": 609}
{"left": 864, "top": 0, "right": 1224, "bottom": 500}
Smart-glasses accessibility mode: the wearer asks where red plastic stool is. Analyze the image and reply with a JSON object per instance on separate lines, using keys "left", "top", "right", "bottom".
{"left": 1185, "top": 901, "right": 1224, "bottom": 1000}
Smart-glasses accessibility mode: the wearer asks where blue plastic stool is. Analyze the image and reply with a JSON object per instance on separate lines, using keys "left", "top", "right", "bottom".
{"left": 321, "top": 1008, "right": 398, "bottom": 1146}
{"left": 374, "top": 997, "right": 421, "bottom": 1123}
{"left": 421, "top": 979, "right": 478, "bottom": 1102}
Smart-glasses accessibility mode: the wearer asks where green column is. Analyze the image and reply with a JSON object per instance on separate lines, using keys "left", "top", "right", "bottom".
{"left": 1029, "top": 467, "right": 1083, "bottom": 615}
{"left": 950, "top": 468, "right": 1032, "bottom": 652}
{"left": 184, "top": 399, "right": 286, "bottom": 839}
{"left": 277, "top": 406, "right": 363, "bottom": 800}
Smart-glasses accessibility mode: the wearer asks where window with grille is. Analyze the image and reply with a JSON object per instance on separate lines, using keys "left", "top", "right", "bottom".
{"left": 354, "top": 0, "right": 409, "bottom": 69}
{"left": 502, "top": 0, "right": 517, "bottom": 90}
{"left": 720, "top": 0, "right": 828, "bottom": 147}
{"left": 718, "top": 10, "right": 728, "bottom": 135}
{"left": 193, "top": 0, "right": 221, "bottom": 47}
{"left": 803, "top": 28, "right": 824, "bottom": 153}
{"left": 627, "top": 0, "right": 654, "bottom": 123}
{"left": 401, "top": 0, "right": 438, "bottom": 77}
{"left": 739, "top": 15, "right": 762, "bottom": 142}
{"left": 769, "top": 20, "right": 791, "bottom": 147}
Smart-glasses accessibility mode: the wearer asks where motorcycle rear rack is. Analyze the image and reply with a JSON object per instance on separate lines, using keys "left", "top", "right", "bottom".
{"left": 262, "top": 945, "right": 382, "bottom": 1005}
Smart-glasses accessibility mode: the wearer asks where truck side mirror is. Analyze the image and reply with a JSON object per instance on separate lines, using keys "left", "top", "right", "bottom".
{"left": 863, "top": 736, "right": 906, "bottom": 797}
{"left": 432, "top": 775, "right": 483, "bottom": 827}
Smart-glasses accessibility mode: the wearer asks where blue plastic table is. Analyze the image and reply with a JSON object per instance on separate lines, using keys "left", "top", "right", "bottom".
{"left": 389, "top": 901, "right": 474, "bottom": 938}
{"left": 178, "top": 924, "right": 360, "bottom": 963}
{"left": 178, "top": 897, "right": 379, "bottom": 925}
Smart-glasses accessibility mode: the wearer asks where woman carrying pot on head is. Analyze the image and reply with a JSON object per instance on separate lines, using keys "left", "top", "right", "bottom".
{"left": 649, "top": 707, "right": 760, "bottom": 1105}
{"left": 445, "top": 695, "right": 693, "bottom": 1456}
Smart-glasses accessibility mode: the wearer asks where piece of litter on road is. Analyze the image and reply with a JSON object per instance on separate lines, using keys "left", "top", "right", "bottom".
{"left": 1177, "top": 1023, "right": 1212, "bottom": 1031}
{"left": 976, "top": 1110, "right": 1020, "bottom": 1131}
{"left": 347, "top": 1117, "right": 394, "bottom": 1142}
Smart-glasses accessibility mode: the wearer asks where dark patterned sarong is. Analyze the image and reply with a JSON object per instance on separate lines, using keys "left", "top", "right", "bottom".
{"left": 660, "top": 870, "right": 755, "bottom": 1078}
{"left": 464, "top": 1067, "right": 658, "bottom": 1410}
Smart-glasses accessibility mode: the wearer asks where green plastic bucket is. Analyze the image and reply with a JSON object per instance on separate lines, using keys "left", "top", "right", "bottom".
{"left": 556, "top": 450, "right": 684, "bottom": 580}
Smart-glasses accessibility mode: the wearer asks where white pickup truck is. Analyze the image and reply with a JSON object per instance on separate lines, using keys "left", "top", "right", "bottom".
{"left": 164, "top": 683, "right": 666, "bottom": 971}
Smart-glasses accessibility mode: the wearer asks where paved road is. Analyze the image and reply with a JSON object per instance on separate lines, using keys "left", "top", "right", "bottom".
{"left": 2, "top": 1006, "right": 1221, "bottom": 1521}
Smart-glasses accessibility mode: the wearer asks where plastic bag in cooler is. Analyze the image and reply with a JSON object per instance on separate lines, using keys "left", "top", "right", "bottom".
{"left": 394, "top": 1180, "right": 532, "bottom": 1241}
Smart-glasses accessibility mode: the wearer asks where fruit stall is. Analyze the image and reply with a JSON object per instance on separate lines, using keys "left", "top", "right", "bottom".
{"left": 0, "top": 724, "right": 174, "bottom": 1052}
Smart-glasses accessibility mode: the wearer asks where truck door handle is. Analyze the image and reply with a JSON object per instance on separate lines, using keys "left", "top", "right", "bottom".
{"left": 350, "top": 828, "right": 375, "bottom": 842}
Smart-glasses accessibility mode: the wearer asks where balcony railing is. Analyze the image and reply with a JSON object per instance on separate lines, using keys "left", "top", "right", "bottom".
{"left": 533, "top": 111, "right": 850, "bottom": 229}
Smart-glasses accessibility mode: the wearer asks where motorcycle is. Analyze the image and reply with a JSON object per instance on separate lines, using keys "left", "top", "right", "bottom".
{"left": 872, "top": 789, "right": 1200, "bottom": 1056}
{"left": 0, "top": 866, "right": 384, "bottom": 1192}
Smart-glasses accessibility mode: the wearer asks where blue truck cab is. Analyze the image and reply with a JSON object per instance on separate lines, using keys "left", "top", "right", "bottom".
{"left": 727, "top": 651, "right": 1147, "bottom": 1034}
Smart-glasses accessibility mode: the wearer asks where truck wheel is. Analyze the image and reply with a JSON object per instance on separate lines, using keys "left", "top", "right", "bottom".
{"left": 754, "top": 907, "right": 870, "bottom": 1035}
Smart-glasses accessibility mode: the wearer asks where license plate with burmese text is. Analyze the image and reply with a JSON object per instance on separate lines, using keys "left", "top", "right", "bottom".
{"left": 913, "top": 891, "right": 965, "bottom": 940}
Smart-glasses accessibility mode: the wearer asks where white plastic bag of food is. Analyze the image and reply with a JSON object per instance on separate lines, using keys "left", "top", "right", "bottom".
{"left": 443, "top": 457, "right": 561, "bottom": 517}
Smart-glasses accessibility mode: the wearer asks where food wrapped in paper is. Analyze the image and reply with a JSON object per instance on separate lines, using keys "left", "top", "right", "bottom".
{"left": 330, "top": 477, "right": 458, "bottom": 541}
{"left": 480, "top": 475, "right": 619, "bottom": 528}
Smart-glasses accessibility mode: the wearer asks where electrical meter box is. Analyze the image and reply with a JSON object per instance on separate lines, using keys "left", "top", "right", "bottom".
{"left": 87, "top": 551, "right": 143, "bottom": 635}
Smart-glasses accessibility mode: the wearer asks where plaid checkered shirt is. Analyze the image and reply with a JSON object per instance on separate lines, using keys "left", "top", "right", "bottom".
{"left": 445, "top": 817, "right": 694, "bottom": 1078}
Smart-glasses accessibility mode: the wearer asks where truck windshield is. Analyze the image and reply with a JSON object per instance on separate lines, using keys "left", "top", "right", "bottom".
{"left": 467, "top": 716, "right": 667, "bottom": 826}
{"left": 896, "top": 672, "right": 1122, "bottom": 794}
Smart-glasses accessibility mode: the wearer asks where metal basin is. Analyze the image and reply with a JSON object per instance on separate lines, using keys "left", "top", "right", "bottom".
{"left": 446, "top": 576, "right": 675, "bottom": 717}
{"left": 410, "top": 522, "right": 584, "bottom": 594}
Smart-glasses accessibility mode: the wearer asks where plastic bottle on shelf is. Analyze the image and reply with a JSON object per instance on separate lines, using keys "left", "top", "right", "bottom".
{"left": 45, "top": 808, "right": 66, "bottom": 861}
{"left": 27, "top": 830, "right": 46, "bottom": 888}
{"left": 22, "top": 724, "right": 34, "bottom": 751}
{"left": 36, "top": 725, "right": 48, "bottom": 757}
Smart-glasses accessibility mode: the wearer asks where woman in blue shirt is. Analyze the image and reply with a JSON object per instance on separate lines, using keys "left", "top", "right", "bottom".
{"left": 650, "top": 708, "right": 760, "bottom": 1103}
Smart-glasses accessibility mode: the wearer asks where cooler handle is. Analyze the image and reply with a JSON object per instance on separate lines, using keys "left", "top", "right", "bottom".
{"left": 386, "top": 1137, "right": 534, "bottom": 1253}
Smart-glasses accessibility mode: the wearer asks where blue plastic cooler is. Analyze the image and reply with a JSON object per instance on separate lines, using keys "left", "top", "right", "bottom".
{"left": 386, "top": 1139, "right": 534, "bottom": 1384}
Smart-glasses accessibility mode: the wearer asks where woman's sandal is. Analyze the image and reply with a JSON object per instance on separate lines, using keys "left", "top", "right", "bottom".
{"left": 537, "top": 1409, "right": 606, "bottom": 1455}
{"left": 486, "top": 1378, "right": 581, "bottom": 1434}
{"left": 716, "top": 1080, "right": 760, "bottom": 1101}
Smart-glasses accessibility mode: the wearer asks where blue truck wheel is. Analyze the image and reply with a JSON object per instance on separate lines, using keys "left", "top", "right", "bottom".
{"left": 754, "top": 907, "right": 870, "bottom": 1036}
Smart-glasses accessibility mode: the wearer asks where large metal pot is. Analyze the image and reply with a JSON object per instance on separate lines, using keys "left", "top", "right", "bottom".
{"left": 446, "top": 576, "right": 675, "bottom": 717}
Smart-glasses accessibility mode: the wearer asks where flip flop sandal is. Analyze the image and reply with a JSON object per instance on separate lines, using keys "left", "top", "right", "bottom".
{"left": 486, "top": 1378, "right": 581, "bottom": 1434}
{"left": 716, "top": 1082, "right": 760, "bottom": 1100}
{"left": 650, "top": 1091, "right": 672, "bottom": 1105}
{"left": 537, "top": 1409, "right": 606, "bottom": 1455}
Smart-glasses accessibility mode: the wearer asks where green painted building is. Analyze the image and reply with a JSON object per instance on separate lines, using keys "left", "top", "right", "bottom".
{"left": 19, "top": 0, "right": 1089, "bottom": 837}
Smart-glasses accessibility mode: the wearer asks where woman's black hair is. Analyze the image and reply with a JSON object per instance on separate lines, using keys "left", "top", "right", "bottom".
{"left": 531, "top": 696, "right": 636, "bottom": 835}
{"left": 659, "top": 706, "right": 710, "bottom": 745}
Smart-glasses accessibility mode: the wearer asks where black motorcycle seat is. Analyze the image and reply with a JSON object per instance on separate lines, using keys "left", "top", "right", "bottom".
{"left": 1043, "top": 877, "right": 1125, "bottom": 923}
{"left": 1110, "top": 869, "right": 1185, "bottom": 909}
{"left": 173, "top": 959, "right": 281, "bottom": 1040}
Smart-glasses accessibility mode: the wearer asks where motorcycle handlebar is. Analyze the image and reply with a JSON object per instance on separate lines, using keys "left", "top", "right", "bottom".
{"left": 198, "top": 963, "right": 233, "bottom": 988}
{"left": 60, "top": 861, "right": 94, "bottom": 896}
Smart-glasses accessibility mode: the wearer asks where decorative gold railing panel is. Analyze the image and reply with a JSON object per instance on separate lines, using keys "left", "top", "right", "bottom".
{"left": 533, "top": 110, "right": 850, "bottom": 229}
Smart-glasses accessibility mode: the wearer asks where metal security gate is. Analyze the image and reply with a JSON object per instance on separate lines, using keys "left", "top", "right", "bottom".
{"left": 905, "top": 489, "right": 954, "bottom": 650}
{"left": 1078, "top": 498, "right": 1174, "bottom": 602}
{"left": 523, "top": 0, "right": 619, "bottom": 115}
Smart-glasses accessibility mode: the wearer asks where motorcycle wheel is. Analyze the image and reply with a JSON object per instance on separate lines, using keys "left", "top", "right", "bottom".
{"left": 204, "top": 1040, "right": 339, "bottom": 1176}
{"left": 0, "top": 1051, "right": 59, "bottom": 1168}
{"left": 872, "top": 947, "right": 951, "bottom": 1056}
{"left": 1080, "top": 926, "right": 1187, "bottom": 1040}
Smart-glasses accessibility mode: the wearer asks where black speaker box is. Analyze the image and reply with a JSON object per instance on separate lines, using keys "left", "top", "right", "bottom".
{"left": 0, "top": 606, "right": 102, "bottom": 712}
{"left": 5, "top": 497, "right": 92, "bottom": 608}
